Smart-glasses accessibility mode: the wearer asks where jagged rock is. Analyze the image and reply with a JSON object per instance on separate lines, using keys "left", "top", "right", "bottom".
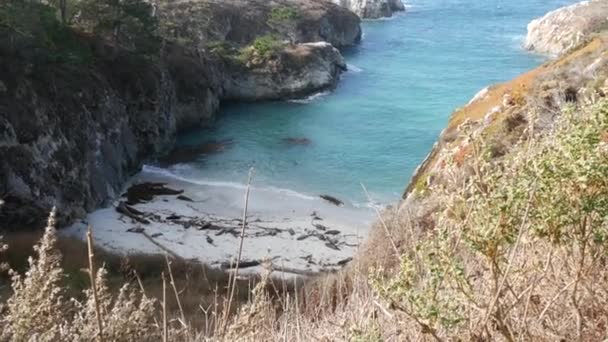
{"left": 331, "top": 0, "right": 405, "bottom": 19}
{"left": 524, "top": 0, "right": 608, "bottom": 57}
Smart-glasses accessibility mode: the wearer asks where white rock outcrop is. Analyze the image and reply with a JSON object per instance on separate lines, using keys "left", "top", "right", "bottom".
{"left": 222, "top": 42, "right": 347, "bottom": 101}
{"left": 331, "top": 0, "right": 405, "bottom": 19}
{"left": 524, "top": 0, "right": 608, "bottom": 57}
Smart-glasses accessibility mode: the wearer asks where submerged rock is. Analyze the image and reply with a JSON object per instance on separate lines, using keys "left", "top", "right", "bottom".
{"left": 161, "top": 139, "right": 234, "bottom": 165}
{"left": 283, "top": 137, "right": 312, "bottom": 145}
{"left": 331, "top": 0, "right": 405, "bottom": 19}
{"left": 524, "top": 0, "right": 608, "bottom": 57}
{"left": 123, "top": 183, "right": 184, "bottom": 205}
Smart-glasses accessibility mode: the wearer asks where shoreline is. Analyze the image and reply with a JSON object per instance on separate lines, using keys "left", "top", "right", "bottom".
{"left": 62, "top": 169, "right": 376, "bottom": 275}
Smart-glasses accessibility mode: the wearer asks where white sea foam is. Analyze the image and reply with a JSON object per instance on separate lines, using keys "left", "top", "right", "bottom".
{"left": 347, "top": 64, "right": 363, "bottom": 73}
{"left": 142, "top": 164, "right": 317, "bottom": 201}
{"left": 287, "top": 90, "right": 331, "bottom": 104}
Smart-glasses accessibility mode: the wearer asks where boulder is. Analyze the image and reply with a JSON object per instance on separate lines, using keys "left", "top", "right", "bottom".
{"left": 222, "top": 42, "right": 347, "bottom": 101}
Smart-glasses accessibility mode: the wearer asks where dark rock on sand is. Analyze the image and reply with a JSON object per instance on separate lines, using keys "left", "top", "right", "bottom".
{"left": 313, "top": 223, "right": 328, "bottom": 231}
{"left": 123, "top": 182, "right": 184, "bottom": 205}
{"left": 320, "top": 194, "right": 344, "bottom": 206}
{"left": 337, "top": 257, "right": 352, "bottom": 266}
{"left": 177, "top": 195, "right": 194, "bottom": 202}
{"left": 127, "top": 227, "right": 145, "bottom": 233}
{"left": 116, "top": 202, "right": 150, "bottom": 224}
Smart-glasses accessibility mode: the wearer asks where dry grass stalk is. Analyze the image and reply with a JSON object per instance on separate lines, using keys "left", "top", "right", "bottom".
{"left": 361, "top": 183, "right": 400, "bottom": 260}
{"left": 222, "top": 167, "right": 255, "bottom": 334}
{"left": 86, "top": 226, "right": 105, "bottom": 342}
{"left": 165, "top": 254, "right": 189, "bottom": 335}
{"left": 162, "top": 271, "right": 168, "bottom": 342}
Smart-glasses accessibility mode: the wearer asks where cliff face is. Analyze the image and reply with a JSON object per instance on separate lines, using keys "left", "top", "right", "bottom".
{"left": 160, "top": 0, "right": 361, "bottom": 48}
{"left": 0, "top": 36, "right": 221, "bottom": 228}
{"left": 331, "top": 0, "right": 405, "bottom": 19}
{"left": 524, "top": 0, "right": 608, "bottom": 57}
{"left": 0, "top": 0, "right": 362, "bottom": 229}
{"left": 161, "top": 0, "right": 361, "bottom": 100}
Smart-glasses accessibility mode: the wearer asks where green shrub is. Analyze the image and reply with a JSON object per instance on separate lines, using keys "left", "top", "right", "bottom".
{"left": 372, "top": 99, "right": 608, "bottom": 339}
{"left": 268, "top": 6, "right": 299, "bottom": 25}
{"left": 252, "top": 34, "right": 284, "bottom": 58}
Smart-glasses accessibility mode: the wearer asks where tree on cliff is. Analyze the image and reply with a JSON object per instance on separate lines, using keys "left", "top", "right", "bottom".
{"left": 76, "top": 0, "right": 160, "bottom": 53}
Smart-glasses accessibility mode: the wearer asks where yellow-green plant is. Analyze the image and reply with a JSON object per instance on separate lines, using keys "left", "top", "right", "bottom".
{"left": 372, "top": 99, "right": 608, "bottom": 340}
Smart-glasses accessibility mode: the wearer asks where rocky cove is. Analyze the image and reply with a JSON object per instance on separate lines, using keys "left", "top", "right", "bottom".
{"left": 2, "top": 0, "right": 608, "bottom": 339}
{"left": 0, "top": 0, "right": 362, "bottom": 230}
{"left": 3, "top": 0, "right": 607, "bottom": 274}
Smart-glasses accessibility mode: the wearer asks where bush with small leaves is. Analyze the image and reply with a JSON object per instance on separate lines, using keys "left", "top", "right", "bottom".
{"left": 372, "top": 99, "right": 608, "bottom": 340}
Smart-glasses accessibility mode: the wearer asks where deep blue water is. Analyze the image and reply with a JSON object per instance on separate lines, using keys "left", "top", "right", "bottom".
{"left": 171, "top": 0, "right": 575, "bottom": 205}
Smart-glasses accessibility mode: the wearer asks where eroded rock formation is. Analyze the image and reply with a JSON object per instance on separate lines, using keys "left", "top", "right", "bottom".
{"left": 331, "top": 0, "right": 405, "bottom": 19}
{"left": 524, "top": 0, "right": 608, "bottom": 57}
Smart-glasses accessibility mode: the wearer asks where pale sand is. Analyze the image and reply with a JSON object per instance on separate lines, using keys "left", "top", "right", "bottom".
{"left": 62, "top": 169, "right": 376, "bottom": 275}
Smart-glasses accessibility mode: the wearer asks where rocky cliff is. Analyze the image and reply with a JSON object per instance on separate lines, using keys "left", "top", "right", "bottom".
{"left": 331, "top": 0, "right": 405, "bottom": 19}
{"left": 524, "top": 0, "right": 608, "bottom": 57}
{"left": 222, "top": 42, "right": 346, "bottom": 101}
{"left": 161, "top": 0, "right": 360, "bottom": 100}
{"left": 0, "top": 36, "right": 220, "bottom": 228}
{"left": 160, "top": 0, "right": 361, "bottom": 49}
{"left": 0, "top": 0, "right": 362, "bottom": 230}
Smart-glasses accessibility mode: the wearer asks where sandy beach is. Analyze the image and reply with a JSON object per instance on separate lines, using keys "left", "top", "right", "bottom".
{"left": 63, "top": 166, "right": 376, "bottom": 275}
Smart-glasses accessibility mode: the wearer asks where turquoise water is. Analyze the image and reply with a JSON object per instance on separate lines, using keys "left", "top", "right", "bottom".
{"left": 172, "top": 0, "right": 574, "bottom": 205}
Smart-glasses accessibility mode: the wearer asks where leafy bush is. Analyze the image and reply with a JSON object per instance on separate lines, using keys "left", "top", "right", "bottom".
{"left": 252, "top": 34, "right": 284, "bottom": 59}
{"left": 267, "top": 6, "right": 299, "bottom": 25}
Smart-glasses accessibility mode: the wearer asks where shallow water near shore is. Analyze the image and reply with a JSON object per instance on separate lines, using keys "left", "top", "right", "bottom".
{"left": 71, "top": 0, "right": 577, "bottom": 271}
